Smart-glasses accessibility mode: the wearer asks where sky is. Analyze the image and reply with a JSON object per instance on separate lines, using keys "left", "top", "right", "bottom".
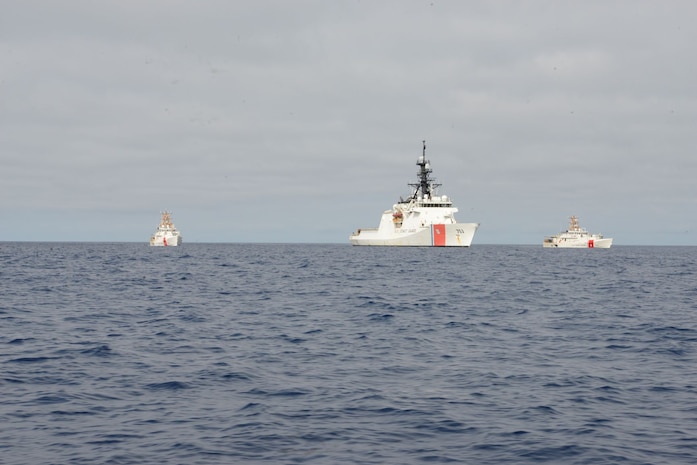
{"left": 1, "top": 0, "right": 696, "bottom": 245}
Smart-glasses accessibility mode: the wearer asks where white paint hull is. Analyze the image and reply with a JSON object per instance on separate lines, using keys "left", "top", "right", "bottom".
{"left": 150, "top": 232, "right": 182, "bottom": 246}
{"left": 542, "top": 236, "right": 612, "bottom": 248}
{"left": 350, "top": 222, "right": 478, "bottom": 247}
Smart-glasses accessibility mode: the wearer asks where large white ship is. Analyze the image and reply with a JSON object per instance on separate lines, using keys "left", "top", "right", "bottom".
{"left": 349, "top": 141, "right": 479, "bottom": 247}
{"left": 543, "top": 216, "right": 612, "bottom": 248}
{"left": 149, "top": 211, "right": 182, "bottom": 246}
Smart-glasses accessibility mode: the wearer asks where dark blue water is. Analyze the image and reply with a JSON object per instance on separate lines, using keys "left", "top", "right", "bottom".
{"left": 2, "top": 243, "right": 696, "bottom": 464}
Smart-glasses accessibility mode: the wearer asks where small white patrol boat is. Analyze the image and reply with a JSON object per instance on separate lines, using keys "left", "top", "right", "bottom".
{"left": 149, "top": 211, "right": 182, "bottom": 246}
{"left": 543, "top": 216, "right": 612, "bottom": 248}
{"left": 349, "top": 141, "right": 479, "bottom": 247}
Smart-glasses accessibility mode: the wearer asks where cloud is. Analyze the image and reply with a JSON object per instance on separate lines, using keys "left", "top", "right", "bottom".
{"left": 1, "top": 1, "right": 696, "bottom": 244}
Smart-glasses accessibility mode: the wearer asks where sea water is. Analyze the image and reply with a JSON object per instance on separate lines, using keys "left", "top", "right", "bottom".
{"left": 1, "top": 243, "right": 696, "bottom": 464}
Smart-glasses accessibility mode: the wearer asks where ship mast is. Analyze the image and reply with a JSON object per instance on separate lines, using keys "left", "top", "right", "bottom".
{"left": 408, "top": 140, "right": 441, "bottom": 201}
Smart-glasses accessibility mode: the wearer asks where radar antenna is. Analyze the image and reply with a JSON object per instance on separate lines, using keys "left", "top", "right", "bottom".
{"left": 408, "top": 140, "right": 441, "bottom": 201}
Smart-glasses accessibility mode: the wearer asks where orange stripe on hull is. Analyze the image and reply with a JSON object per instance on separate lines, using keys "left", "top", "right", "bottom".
{"left": 433, "top": 224, "right": 446, "bottom": 246}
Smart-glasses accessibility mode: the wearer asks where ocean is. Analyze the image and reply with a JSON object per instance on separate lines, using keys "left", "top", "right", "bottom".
{"left": 1, "top": 242, "right": 696, "bottom": 464}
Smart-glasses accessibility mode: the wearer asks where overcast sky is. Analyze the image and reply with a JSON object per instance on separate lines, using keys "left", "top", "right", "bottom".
{"left": 2, "top": 1, "right": 695, "bottom": 245}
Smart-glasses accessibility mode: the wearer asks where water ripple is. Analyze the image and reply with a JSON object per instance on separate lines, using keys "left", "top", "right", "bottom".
{"left": 1, "top": 243, "right": 696, "bottom": 464}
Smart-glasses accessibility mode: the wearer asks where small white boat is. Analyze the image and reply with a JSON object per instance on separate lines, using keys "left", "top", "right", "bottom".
{"left": 149, "top": 211, "right": 182, "bottom": 246}
{"left": 543, "top": 216, "right": 612, "bottom": 248}
{"left": 349, "top": 141, "right": 479, "bottom": 247}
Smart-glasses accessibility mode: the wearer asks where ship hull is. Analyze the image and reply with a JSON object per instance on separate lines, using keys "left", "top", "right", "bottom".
{"left": 150, "top": 233, "right": 182, "bottom": 247}
{"left": 543, "top": 237, "right": 612, "bottom": 248}
{"left": 350, "top": 223, "right": 478, "bottom": 247}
